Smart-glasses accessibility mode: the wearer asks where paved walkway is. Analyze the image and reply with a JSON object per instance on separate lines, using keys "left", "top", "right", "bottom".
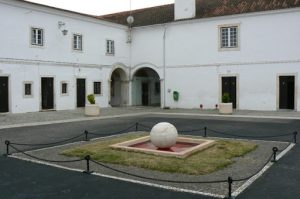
{"left": 1, "top": 107, "right": 300, "bottom": 129}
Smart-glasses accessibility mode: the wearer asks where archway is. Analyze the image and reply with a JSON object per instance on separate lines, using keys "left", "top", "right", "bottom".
{"left": 132, "top": 67, "right": 161, "bottom": 107}
{"left": 110, "top": 68, "right": 129, "bottom": 107}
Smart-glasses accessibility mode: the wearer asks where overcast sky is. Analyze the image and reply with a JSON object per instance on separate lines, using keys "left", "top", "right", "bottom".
{"left": 26, "top": 0, "right": 174, "bottom": 15}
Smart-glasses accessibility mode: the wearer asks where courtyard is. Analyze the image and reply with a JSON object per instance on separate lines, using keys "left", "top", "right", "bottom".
{"left": 0, "top": 108, "right": 299, "bottom": 198}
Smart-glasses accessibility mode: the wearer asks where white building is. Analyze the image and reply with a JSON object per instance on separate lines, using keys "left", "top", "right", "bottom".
{"left": 0, "top": 0, "right": 300, "bottom": 113}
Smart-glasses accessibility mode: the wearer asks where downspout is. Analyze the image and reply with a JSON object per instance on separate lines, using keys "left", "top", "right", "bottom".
{"left": 163, "top": 25, "right": 167, "bottom": 108}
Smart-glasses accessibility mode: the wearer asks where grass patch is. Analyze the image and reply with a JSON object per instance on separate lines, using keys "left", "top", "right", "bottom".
{"left": 62, "top": 133, "right": 257, "bottom": 175}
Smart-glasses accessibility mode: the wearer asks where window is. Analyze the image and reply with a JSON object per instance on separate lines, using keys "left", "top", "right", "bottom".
{"left": 61, "top": 82, "right": 68, "bottom": 95}
{"left": 106, "top": 40, "right": 115, "bottom": 55}
{"left": 73, "top": 34, "right": 82, "bottom": 51}
{"left": 24, "top": 82, "right": 33, "bottom": 97}
{"left": 31, "top": 28, "right": 43, "bottom": 46}
{"left": 94, "top": 82, "right": 101, "bottom": 95}
{"left": 220, "top": 25, "right": 239, "bottom": 49}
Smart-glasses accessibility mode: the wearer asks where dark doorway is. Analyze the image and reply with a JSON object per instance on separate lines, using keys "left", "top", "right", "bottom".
{"left": 41, "top": 77, "right": 54, "bottom": 110}
{"left": 132, "top": 68, "right": 161, "bottom": 107}
{"left": 222, "top": 76, "right": 237, "bottom": 109}
{"left": 0, "top": 77, "right": 9, "bottom": 112}
{"left": 142, "top": 82, "right": 149, "bottom": 106}
{"left": 77, "top": 78, "right": 86, "bottom": 107}
{"left": 279, "top": 76, "right": 295, "bottom": 110}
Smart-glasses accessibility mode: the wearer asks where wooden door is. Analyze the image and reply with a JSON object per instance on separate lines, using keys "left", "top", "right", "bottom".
{"left": 142, "top": 82, "right": 149, "bottom": 106}
{"left": 0, "top": 77, "right": 9, "bottom": 112}
{"left": 279, "top": 76, "right": 295, "bottom": 109}
{"left": 41, "top": 77, "right": 54, "bottom": 110}
{"left": 77, "top": 79, "right": 86, "bottom": 107}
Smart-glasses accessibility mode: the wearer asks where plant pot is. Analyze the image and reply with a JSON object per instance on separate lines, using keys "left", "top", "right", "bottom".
{"left": 85, "top": 104, "right": 100, "bottom": 116}
{"left": 219, "top": 103, "right": 233, "bottom": 114}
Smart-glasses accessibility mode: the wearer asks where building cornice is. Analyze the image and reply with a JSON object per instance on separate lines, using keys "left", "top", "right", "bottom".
{"left": 0, "top": 0, "right": 127, "bottom": 30}
{"left": 133, "top": 7, "right": 300, "bottom": 30}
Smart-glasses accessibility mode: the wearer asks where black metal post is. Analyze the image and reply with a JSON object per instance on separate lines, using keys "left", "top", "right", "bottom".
{"left": 84, "top": 130, "right": 89, "bottom": 141}
{"left": 293, "top": 131, "right": 298, "bottom": 144}
{"left": 204, "top": 127, "right": 207, "bottom": 137}
{"left": 83, "top": 155, "right": 93, "bottom": 174}
{"left": 4, "top": 140, "right": 10, "bottom": 156}
{"left": 272, "top": 147, "right": 278, "bottom": 162}
{"left": 227, "top": 176, "right": 233, "bottom": 199}
{"left": 135, "top": 122, "right": 139, "bottom": 132}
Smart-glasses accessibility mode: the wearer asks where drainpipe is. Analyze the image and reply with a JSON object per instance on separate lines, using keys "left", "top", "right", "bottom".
{"left": 163, "top": 25, "right": 167, "bottom": 108}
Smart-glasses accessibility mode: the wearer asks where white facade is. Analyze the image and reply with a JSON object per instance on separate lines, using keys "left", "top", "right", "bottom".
{"left": 0, "top": 0, "right": 299, "bottom": 113}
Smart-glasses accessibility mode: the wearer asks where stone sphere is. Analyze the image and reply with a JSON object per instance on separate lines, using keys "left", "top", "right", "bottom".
{"left": 150, "top": 122, "right": 178, "bottom": 149}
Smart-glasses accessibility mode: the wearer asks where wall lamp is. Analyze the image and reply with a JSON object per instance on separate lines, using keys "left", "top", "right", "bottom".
{"left": 58, "top": 21, "right": 68, "bottom": 36}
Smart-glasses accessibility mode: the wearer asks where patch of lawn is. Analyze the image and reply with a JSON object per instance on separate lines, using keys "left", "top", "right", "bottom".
{"left": 62, "top": 133, "right": 257, "bottom": 175}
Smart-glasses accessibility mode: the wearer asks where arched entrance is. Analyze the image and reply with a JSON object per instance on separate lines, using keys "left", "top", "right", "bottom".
{"left": 110, "top": 68, "right": 129, "bottom": 107}
{"left": 132, "top": 68, "right": 161, "bottom": 107}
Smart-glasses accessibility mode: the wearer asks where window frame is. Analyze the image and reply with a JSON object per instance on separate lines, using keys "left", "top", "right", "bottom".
{"left": 93, "top": 81, "right": 102, "bottom": 95}
{"left": 218, "top": 24, "right": 240, "bottom": 51}
{"left": 30, "top": 27, "right": 44, "bottom": 47}
{"left": 106, "top": 39, "right": 115, "bottom": 55}
{"left": 60, "top": 81, "right": 69, "bottom": 96}
{"left": 73, "top": 34, "right": 83, "bottom": 51}
{"left": 23, "top": 81, "right": 34, "bottom": 98}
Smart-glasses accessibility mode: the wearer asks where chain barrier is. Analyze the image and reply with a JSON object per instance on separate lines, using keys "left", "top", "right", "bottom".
{"left": 207, "top": 128, "right": 296, "bottom": 140}
{"left": 3, "top": 122, "right": 297, "bottom": 199}
{"left": 9, "top": 132, "right": 85, "bottom": 147}
{"left": 87, "top": 124, "right": 136, "bottom": 137}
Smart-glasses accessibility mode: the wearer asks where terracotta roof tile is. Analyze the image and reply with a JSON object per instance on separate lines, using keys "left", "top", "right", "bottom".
{"left": 99, "top": 0, "right": 300, "bottom": 27}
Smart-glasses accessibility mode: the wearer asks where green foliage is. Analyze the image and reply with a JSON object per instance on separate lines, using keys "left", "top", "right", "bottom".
{"left": 87, "top": 94, "right": 96, "bottom": 104}
{"left": 222, "top": 92, "right": 230, "bottom": 103}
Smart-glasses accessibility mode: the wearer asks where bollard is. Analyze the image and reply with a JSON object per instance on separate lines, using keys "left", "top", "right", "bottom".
{"left": 204, "top": 127, "right": 207, "bottom": 137}
{"left": 135, "top": 122, "right": 139, "bottom": 132}
{"left": 293, "top": 131, "right": 298, "bottom": 144}
{"left": 83, "top": 155, "right": 93, "bottom": 174}
{"left": 272, "top": 147, "right": 278, "bottom": 162}
{"left": 84, "top": 130, "right": 89, "bottom": 141}
{"left": 4, "top": 140, "right": 10, "bottom": 156}
{"left": 227, "top": 176, "right": 233, "bottom": 199}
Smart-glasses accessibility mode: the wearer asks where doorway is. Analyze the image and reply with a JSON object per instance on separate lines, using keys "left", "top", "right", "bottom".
{"left": 77, "top": 78, "right": 86, "bottom": 107}
{"left": 41, "top": 77, "right": 54, "bottom": 110}
{"left": 132, "top": 68, "right": 161, "bottom": 107}
{"left": 222, "top": 76, "right": 237, "bottom": 109}
{"left": 110, "top": 68, "right": 128, "bottom": 107}
{"left": 0, "top": 76, "right": 9, "bottom": 112}
{"left": 142, "top": 82, "right": 149, "bottom": 106}
{"left": 279, "top": 76, "right": 295, "bottom": 110}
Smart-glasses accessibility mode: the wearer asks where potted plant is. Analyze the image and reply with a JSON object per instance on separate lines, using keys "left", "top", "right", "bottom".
{"left": 219, "top": 92, "right": 233, "bottom": 114}
{"left": 85, "top": 94, "right": 100, "bottom": 116}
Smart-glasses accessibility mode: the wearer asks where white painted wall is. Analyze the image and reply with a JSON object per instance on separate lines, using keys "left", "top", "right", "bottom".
{"left": 132, "top": 9, "right": 300, "bottom": 111}
{"left": 1, "top": 0, "right": 300, "bottom": 113}
{"left": 0, "top": 0, "right": 129, "bottom": 113}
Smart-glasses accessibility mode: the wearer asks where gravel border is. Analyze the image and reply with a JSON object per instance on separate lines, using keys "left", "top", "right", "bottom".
{"left": 12, "top": 132, "right": 290, "bottom": 197}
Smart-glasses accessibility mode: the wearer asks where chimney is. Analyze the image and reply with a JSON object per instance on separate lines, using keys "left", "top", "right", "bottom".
{"left": 174, "top": 0, "right": 196, "bottom": 20}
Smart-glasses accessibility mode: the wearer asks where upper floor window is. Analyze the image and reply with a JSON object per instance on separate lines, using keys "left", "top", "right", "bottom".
{"left": 219, "top": 25, "right": 239, "bottom": 50}
{"left": 31, "top": 28, "right": 44, "bottom": 46}
{"left": 106, "top": 40, "right": 115, "bottom": 55}
{"left": 73, "top": 34, "right": 83, "bottom": 51}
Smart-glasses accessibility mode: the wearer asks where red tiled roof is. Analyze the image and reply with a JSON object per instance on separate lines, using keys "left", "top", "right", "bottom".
{"left": 99, "top": 0, "right": 300, "bottom": 27}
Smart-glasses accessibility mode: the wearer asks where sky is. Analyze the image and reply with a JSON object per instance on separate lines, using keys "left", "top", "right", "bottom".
{"left": 26, "top": 0, "right": 174, "bottom": 15}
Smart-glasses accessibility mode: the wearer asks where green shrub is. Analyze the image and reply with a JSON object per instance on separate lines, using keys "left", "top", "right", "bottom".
{"left": 87, "top": 94, "right": 96, "bottom": 104}
{"left": 222, "top": 93, "right": 230, "bottom": 103}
